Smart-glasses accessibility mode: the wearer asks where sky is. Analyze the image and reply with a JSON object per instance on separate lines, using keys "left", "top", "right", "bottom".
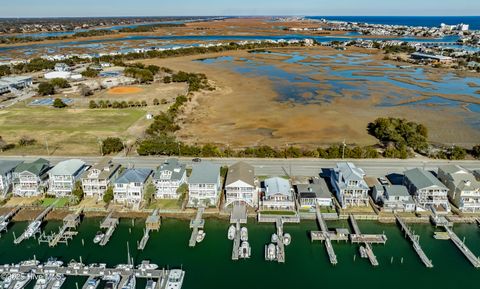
{"left": 1, "top": 0, "right": 478, "bottom": 18}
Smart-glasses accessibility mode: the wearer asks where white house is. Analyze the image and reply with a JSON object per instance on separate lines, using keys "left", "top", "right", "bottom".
{"left": 188, "top": 162, "right": 221, "bottom": 208}
{"left": 48, "top": 159, "right": 87, "bottom": 197}
{"left": 113, "top": 168, "right": 153, "bottom": 208}
{"left": 438, "top": 165, "right": 480, "bottom": 213}
{"left": 330, "top": 162, "right": 369, "bottom": 208}
{"left": 0, "top": 160, "right": 23, "bottom": 197}
{"left": 261, "top": 177, "right": 295, "bottom": 211}
{"left": 372, "top": 185, "right": 415, "bottom": 213}
{"left": 225, "top": 161, "right": 258, "bottom": 208}
{"left": 296, "top": 177, "right": 333, "bottom": 209}
{"left": 153, "top": 158, "right": 187, "bottom": 199}
{"left": 13, "top": 158, "right": 50, "bottom": 197}
{"left": 403, "top": 168, "right": 450, "bottom": 213}
{"left": 81, "top": 158, "right": 121, "bottom": 200}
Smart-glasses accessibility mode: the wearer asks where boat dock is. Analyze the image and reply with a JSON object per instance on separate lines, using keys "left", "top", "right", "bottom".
{"left": 309, "top": 203, "right": 340, "bottom": 265}
{"left": 231, "top": 222, "right": 241, "bottom": 261}
{"left": 99, "top": 211, "right": 119, "bottom": 246}
{"left": 395, "top": 215, "right": 433, "bottom": 268}
{"left": 0, "top": 206, "right": 20, "bottom": 235}
{"left": 138, "top": 209, "right": 161, "bottom": 250}
{"left": 39, "top": 208, "right": 83, "bottom": 247}
{"left": 13, "top": 203, "right": 56, "bottom": 244}
{"left": 443, "top": 225, "right": 480, "bottom": 268}
{"left": 348, "top": 214, "right": 386, "bottom": 266}
{"left": 275, "top": 218, "right": 285, "bottom": 263}
{"left": 189, "top": 207, "right": 205, "bottom": 247}
{"left": 230, "top": 204, "right": 247, "bottom": 261}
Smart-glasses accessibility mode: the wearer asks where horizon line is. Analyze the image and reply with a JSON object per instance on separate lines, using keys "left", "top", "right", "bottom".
{"left": 0, "top": 15, "right": 479, "bottom": 19}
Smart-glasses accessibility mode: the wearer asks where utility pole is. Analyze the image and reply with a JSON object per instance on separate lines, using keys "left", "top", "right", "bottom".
{"left": 98, "top": 139, "right": 103, "bottom": 156}
{"left": 45, "top": 137, "right": 50, "bottom": 156}
{"left": 342, "top": 139, "right": 346, "bottom": 159}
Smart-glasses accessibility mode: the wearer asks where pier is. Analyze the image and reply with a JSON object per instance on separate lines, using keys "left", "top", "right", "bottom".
{"left": 231, "top": 222, "right": 241, "bottom": 261}
{"left": 309, "top": 203, "right": 340, "bottom": 265}
{"left": 348, "top": 214, "right": 387, "bottom": 266}
{"left": 138, "top": 209, "right": 161, "bottom": 250}
{"left": 0, "top": 206, "right": 20, "bottom": 235}
{"left": 99, "top": 211, "right": 119, "bottom": 246}
{"left": 189, "top": 207, "right": 205, "bottom": 247}
{"left": 230, "top": 204, "right": 247, "bottom": 261}
{"left": 38, "top": 208, "right": 82, "bottom": 247}
{"left": 395, "top": 215, "right": 433, "bottom": 268}
{"left": 443, "top": 225, "right": 480, "bottom": 268}
{"left": 14, "top": 203, "right": 56, "bottom": 245}
{"left": 275, "top": 218, "right": 285, "bottom": 263}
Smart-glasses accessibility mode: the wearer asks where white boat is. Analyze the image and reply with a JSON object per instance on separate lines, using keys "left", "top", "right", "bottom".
{"left": 103, "top": 274, "right": 121, "bottom": 289}
{"left": 283, "top": 233, "right": 291, "bottom": 246}
{"left": 136, "top": 261, "right": 159, "bottom": 271}
{"left": 33, "top": 275, "right": 53, "bottom": 289}
{"left": 13, "top": 273, "right": 33, "bottom": 289}
{"left": 19, "top": 259, "right": 40, "bottom": 267}
{"left": 93, "top": 232, "right": 105, "bottom": 244}
{"left": 145, "top": 280, "right": 156, "bottom": 289}
{"left": 359, "top": 246, "right": 367, "bottom": 258}
{"left": 84, "top": 277, "right": 100, "bottom": 289}
{"left": 165, "top": 269, "right": 185, "bottom": 289}
{"left": 238, "top": 241, "right": 251, "bottom": 259}
{"left": 271, "top": 233, "right": 278, "bottom": 243}
{"left": 45, "top": 258, "right": 63, "bottom": 267}
{"left": 265, "top": 243, "right": 276, "bottom": 261}
{"left": 51, "top": 275, "right": 66, "bottom": 289}
{"left": 120, "top": 275, "right": 135, "bottom": 289}
{"left": 2, "top": 275, "right": 14, "bottom": 289}
{"left": 24, "top": 221, "right": 42, "bottom": 239}
{"left": 196, "top": 230, "right": 206, "bottom": 243}
{"left": 240, "top": 227, "right": 248, "bottom": 242}
{"left": 227, "top": 225, "right": 235, "bottom": 240}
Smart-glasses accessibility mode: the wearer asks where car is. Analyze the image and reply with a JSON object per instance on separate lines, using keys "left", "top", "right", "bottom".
{"left": 378, "top": 177, "right": 389, "bottom": 186}
{"left": 192, "top": 158, "right": 202, "bottom": 163}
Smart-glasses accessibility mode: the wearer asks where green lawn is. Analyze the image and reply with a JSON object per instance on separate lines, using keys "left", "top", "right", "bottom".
{"left": 148, "top": 199, "right": 181, "bottom": 210}
{"left": 40, "top": 197, "right": 70, "bottom": 208}
{"left": 261, "top": 210, "right": 296, "bottom": 216}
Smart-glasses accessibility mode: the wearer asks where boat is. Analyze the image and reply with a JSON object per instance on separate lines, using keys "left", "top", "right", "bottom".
{"left": 240, "top": 227, "right": 248, "bottom": 242}
{"left": 33, "top": 275, "right": 53, "bottom": 289}
{"left": 265, "top": 243, "right": 276, "bottom": 261}
{"left": 145, "top": 280, "right": 156, "bottom": 289}
{"left": 24, "top": 221, "right": 42, "bottom": 239}
{"left": 196, "top": 230, "right": 206, "bottom": 243}
{"left": 115, "top": 264, "right": 133, "bottom": 270}
{"left": 67, "top": 260, "right": 84, "bottom": 270}
{"left": 271, "top": 233, "right": 278, "bottom": 243}
{"left": 103, "top": 274, "right": 121, "bottom": 289}
{"left": 359, "top": 246, "right": 367, "bottom": 258}
{"left": 84, "top": 277, "right": 100, "bottom": 289}
{"left": 283, "top": 233, "right": 291, "bottom": 246}
{"left": 238, "top": 241, "right": 251, "bottom": 259}
{"left": 19, "top": 259, "right": 40, "bottom": 267}
{"left": 136, "top": 260, "right": 159, "bottom": 271}
{"left": 45, "top": 258, "right": 63, "bottom": 267}
{"left": 227, "top": 225, "right": 235, "bottom": 240}
{"left": 165, "top": 269, "right": 185, "bottom": 289}
{"left": 2, "top": 275, "right": 14, "bottom": 289}
{"left": 50, "top": 275, "right": 66, "bottom": 289}
{"left": 13, "top": 273, "right": 33, "bottom": 289}
{"left": 120, "top": 275, "right": 136, "bottom": 289}
{"left": 93, "top": 231, "right": 105, "bottom": 244}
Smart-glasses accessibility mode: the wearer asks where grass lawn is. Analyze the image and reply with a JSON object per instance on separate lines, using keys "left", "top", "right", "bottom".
{"left": 0, "top": 107, "right": 146, "bottom": 155}
{"left": 40, "top": 197, "right": 70, "bottom": 208}
{"left": 148, "top": 199, "right": 181, "bottom": 210}
{"left": 261, "top": 210, "right": 296, "bottom": 216}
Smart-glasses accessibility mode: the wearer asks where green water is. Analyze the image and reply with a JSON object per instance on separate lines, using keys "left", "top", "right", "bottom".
{"left": 1, "top": 218, "right": 479, "bottom": 289}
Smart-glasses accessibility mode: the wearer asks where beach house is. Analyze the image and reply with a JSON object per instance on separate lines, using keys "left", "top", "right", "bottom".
{"left": 153, "top": 158, "right": 187, "bottom": 199}
{"left": 330, "top": 162, "right": 369, "bottom": 208}
{"left": 261, "top": 177, "right": 295, "bottom": 211}
{"left": 224, "top": 161, "right": 258, "bottom": 208}
{"left": 48, "top": 159, "right": 87, "bottom": 197}
{"left": 188, "top": 161, "right": 221, "bottom": 207}
{"left": 438, "top": 165, "right": 480, "bottom": 213}
{"left": 81, "top": 158, "right": 121, "bottom": 200}
{"left": 403, "top": 168, "right": 450, "bottom": 213}
{"left": 0, "top": 160, "right": 22, "bottom": 197}
{"left": 13, "top": 158, "right": 50, "bottom": 197}
{"left": 113, "top": 168, "right": 153, "bottom": 208}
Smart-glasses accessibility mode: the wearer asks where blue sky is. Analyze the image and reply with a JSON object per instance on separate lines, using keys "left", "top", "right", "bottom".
{"left": 1, "top": 0, "right": 478, "bottom": 17}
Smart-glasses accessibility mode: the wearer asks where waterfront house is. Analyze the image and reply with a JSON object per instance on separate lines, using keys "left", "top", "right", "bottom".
{"left": 113, "top": 168, "right": 153, "bottom": 208}
{"left": 153, "top": 158, "right": 187, "bottom": 199}
{"left": 403, "top": 168, "right": 450, "bottom": 213}
{"left": 188, "top": 161, "right": 221, "bottom": 208}
{"left": 224, "top": 161, "right": 258, "bottom": 208}
{"left": 295, "top": 177, "right": 333, "bottom": 209}
{"left": 261, "top": 177, "right": 295, "bottom": 211}
{"left": 48, "top": 159, "right": 87, "bottom": 197}
{"left": 81, "top": 158, "right": 121, "bottom": 200}
{"left": 0, "top": 160, "right": 23, "bottom": 197}
{"left": 330, "top": 162, "right": 369, "bottom": 208}
{"left": 13, "top": 158, "right": 50, "bottom": 197}
{"left": 437, "top": 165, "right": 480, "bottom": 213}
{"left": 372, "top": 184, "right": 415, "bottom": 212}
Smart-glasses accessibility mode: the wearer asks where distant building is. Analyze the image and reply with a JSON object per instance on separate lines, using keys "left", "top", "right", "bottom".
{"left": 0, "top": 160, "right": 23, "bottom": 197}
{"left": 13, "top": 158, "right": 50, "bottom": 197}
{"left": 372, "top": 185, "right": 415, "bottom": 212}
{"left": 113, "top": 168, "right": 153, "bottom": 208}
{"left": 54, "top": 63, "right": 70, "bottom": 72}
{"left": 403, "top": 168, "right": 450, "bottom": 213}
{"left": 296, "top": 177, "right": 333, "bottom": 209}
{"left": 188, "top": 162, "right": 221, "bottom": 207}
{"left": 0, "top": 76, "right": 33, "bottom": 94}
{"left": 437, "top": 165, "right": 480, "bottom": 213}
{"left": 330, "top": 162, "right": 369, "bottom": 208}
{"left": 48, "top": 159, "right": 87, "bottom": 197}
{"left": 261, "top": 177, "right": 295, "bottom": 211}
{"left": 44, "top": 71, "right": 72, "bottom": 80}
{"left": 224, "top": 161, "right": 258, "bottom": 208}
{"left": 410, "top": 52, "right": 453, "bottom": 64}
{"left": 81, "top": 158, "right": 121, "bottom": 200}
{"left": 153, "top": 158, "right": 187, "bottom": 199}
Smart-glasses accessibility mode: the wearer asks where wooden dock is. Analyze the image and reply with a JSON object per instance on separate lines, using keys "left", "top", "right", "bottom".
{"left": 0, "top": 206, "right": 20, "bottom": 235}
{"left": 138, "top": 209, "right": 161, "bottom": 250}
{"left": 189, "top": 207, "right": 205, "bottom": 247}
{"left": 395, "top": 215, "right": 433, "bottom": 268}
{"left": 231, "top": 222, "right": 241, "bottom": 261}
{"left": 275, "top": 218, "right": 285, "bottom": 263}
{"left": 39, "top": 209, "right": 82, "bottom": 247}
{"left": 444, "top": 225, "right": 480, "bottom": 268}
{"left": 310, "top": 203, "right": 338, "bottom": 265}
{"left": 14, "top": 203, "right": 56, "bottom": 244}
{"left": 348, "top": 214, "right": 385, "bottom": 266}
{"left": 99, "top": 211, "right": 119, "bottom": 246}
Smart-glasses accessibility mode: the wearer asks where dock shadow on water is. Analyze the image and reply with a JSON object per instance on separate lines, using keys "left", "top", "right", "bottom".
{"left": 1, "top": 218, "right": 480, "bottom": 289}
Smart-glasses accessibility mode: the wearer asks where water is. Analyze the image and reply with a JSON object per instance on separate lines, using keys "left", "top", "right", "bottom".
{"left": 307, "top": 16, "right": 480, "bottom": 30}
{"left": 1, "top": 218, "right": 480, "bottom": 289}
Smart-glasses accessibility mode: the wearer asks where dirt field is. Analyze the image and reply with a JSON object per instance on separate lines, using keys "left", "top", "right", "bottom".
{"left": 108, "top": 86, "right": 144, "bottom": 95}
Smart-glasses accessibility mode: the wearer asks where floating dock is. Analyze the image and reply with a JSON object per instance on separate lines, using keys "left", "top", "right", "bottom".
{"left": 39, "top": 208, "right": 82, "bottom": 247}
{"left": 189, "top": 207, "right": 205, "bottom": 247}
{"left": 0, "top": 206, "right": 20, "bottom": 235}
{"left": 443, "top": 225, "right": 480, "bottom": 268}
{"left": 395, "top": 215, "right": 433, "bottom": 268}
{"left": 99, "top": 211, "right": 119, "bottom": 246}
{"left": 138, "top": 209, "right": 161, "bottom": 250}
{"left": 14, "top": 203, "right": 56, "bottom": 244}
{"left": 348, "top": 214, "right": 387, "bottom": 266}
{"left": 231, "top": 222, "right": 241, "bottom": 261}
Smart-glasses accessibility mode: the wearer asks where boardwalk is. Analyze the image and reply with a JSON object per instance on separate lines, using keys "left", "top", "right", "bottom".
{"left": 348, "top": 214, "right": 384, "bottom": 266}
{"left": 189, "top": 207, "right": 205, "bottom": 247}
{"left": 99, "top": 211, "right": 119, "bottom": 246}
{"left": 395, "top": 215, "right": 433, "bottom": 268}
{"left": 45, "top": 209, "right": 82, "bottom": 247}
{"left": 275, "top": 219, "right": 285, "bottom": 263}
{"left": 14, "top": 203, "right": 56, "bottom": 244}
{"left": 311, "top": 203, "right": 337, "bottom": 265}
{"left": 444, "top": 226, "right": 480, "bottom": 268}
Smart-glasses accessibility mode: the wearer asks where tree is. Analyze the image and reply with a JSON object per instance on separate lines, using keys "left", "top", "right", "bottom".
{"left": 81, "top": 68, "right": 99, "bottom": 78}
{"left": 52, "top": 98, "right": 67, "bottom": 108}
{"left": 79, "top": 84, "right": 93, "bottom": 97}
{"left": 0, "top": 136, "right": 7, "bottom": 152}
{"left": 102, "top": 137, "right": 124, "bottom": 155}
{"left": 103, "top": 186, "right": 114, "bottom": 203}
{"left": 89, "top": 100, "right": 98, "bottom": 109}
{"left": 447, "top": 146, "right": 467, "bottom": 160}
{"left": 163, "top": 76, "right": 171, "bottom": 83}
{"left": 50, "top": 78, "right": 70, "bottom": 89}
{"left": 471, "top": 145, "right": 480, "bottom": 159}
{"left": 153, "top": 98, "right": 160, "bottom": 106}
{"left": 72, "top": 181, "right": 84, "bottom": 203}
{"left": 38, "top": 82, "right": 55, "bottom": 96}
{"left": 18, "top": 136, "right": 37, "bottom": 146}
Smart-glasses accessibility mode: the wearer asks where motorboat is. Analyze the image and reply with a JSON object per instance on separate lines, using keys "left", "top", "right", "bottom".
{"left": 45, "top": 258, "right": 63, "bottom": 267}
{"left": 283, "top": 233, "right": 291, "bottom": 246}
{"left": 13, "top": 273, "right": 33, "bottom": 289}
{"left": 265, "top": 243, "right": 276, "bottom": 261}
{"left": 271, "top": 233, "right": 278, "bottom": 243}
{"left": 238, "top": 241, "right": 251, "bottom": 259}
{"left": 240, "top": 227, "right": 248, "bottom": 242}
{"left": 145, "top": 280, "right": 157, "bottom": 289}
{"left": 93, "top": 231, "right": 105, "bottom": 244}
{"left": 103, "top": 274, "right": 121, "bottom": 289}
{"left": 227, "top": 225, "right": 236, "bottom": 240}
{"left": 50, "top": 275, "right": 66, "bottom": 289}
{"left": 115, "top": 264, "right": 133, "bottom": 270}
{"left": 359, "top": 246, "right": 367, "bottom": 258}
{"left": 136, "top": 261, "right": 159, "bottom": 271}
{"left": 67, "top": 260, "right": 84, "bottom": 270}
{"left": 84, "top": 277, "right": 100, "bottom": 289}
{"left": 2, "top": 274, "right": 14, "bottom": 289}
{"left": 24, "top": 221, "right": 42, "bottom": 239}
{"left": 196, "top": 230, "right": 206, "bottom": 243}
{"left": 120, "top": 275, "right": 135, "bottom": 289}
{"left": 33, "top": 275, "right": 53, "bottom": 289}
{"left": 19, "top": 259, "right": 40, "bottom": 267}
{"left": 165, "top": 269, "right": 185, "bottom": 289}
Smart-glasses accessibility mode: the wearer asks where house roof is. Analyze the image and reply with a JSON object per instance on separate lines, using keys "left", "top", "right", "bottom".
{"left": 115, "top": 168, "right": 152, "bottom": 184}
{"left": 404, "top": 168, "right": 447, "bottom": 190}
{"left": 336, "top": 162, "right": 365, "bottom": 181}
{"left": 385, "top": 185, "right": 410, "bottom": 197}
{"left": 14, "top": 158, "right": 49, "bottom": 176}
{"left": 154, "top": 158, "right": 186, "bottom": 182}
{"left": 225, "top": 161, "right": 255, "bottom": 187}
{"left": 188, "top": 162, "right": 221, "bottom": 184}
{"left": 297, "top": 177, "right": 332, "bottom": 199}
{"left": 438, "top": 165, "right": 465, "bottom": 176}
{"left": 49, "top": 159, "right": 86, "bottom": 176}
{"left": 0, "top": 160, "right": 23, "bottom": 175}
{"left": 81, "top": 158, "right": 120, "bottom": 180}
{"left": 264, "top": 177, "right": 292, "bottom": 197}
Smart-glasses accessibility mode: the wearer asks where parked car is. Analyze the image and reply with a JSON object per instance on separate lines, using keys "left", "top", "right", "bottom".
{"left": 192, "top": 158, "right": 202, "bottom": 163}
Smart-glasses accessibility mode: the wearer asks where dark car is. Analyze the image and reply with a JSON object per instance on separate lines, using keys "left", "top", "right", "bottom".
{"left": 192, "top": 158, "right": 202, "bottom": 163}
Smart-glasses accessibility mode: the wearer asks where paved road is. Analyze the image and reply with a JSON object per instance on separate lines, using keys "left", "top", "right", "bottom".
{"left": 1, "top": 155, "right": 479, "bottom": 177}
